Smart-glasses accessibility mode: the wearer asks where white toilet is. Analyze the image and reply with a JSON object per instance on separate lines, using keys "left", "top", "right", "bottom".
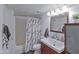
{"left": 33, "top": 44, "right": 41, "bottom": 54}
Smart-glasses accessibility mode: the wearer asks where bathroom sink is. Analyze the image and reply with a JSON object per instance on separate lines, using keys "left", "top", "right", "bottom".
{"left": 40, "top": 37, "right": 64, "bottom": 53}
{"left": 53, "top": 44, "right": 55, "bottom": 46}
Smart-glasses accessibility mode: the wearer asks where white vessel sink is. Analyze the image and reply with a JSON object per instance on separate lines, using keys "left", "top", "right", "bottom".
{"left": 41, "top": 37, "right": 64, "bottom": 53}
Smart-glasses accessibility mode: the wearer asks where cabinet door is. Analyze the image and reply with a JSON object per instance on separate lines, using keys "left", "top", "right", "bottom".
{"left": 41, "top": 43, "right": 46, "bottom": 54}
{"left": 41, "top": 43, "right": 58, "bottom": 54}
{"left": 44, "top": 45, "right": 58, "bottom": 54}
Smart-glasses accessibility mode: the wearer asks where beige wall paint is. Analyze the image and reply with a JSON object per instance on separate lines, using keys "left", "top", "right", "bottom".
{"left": 15, "top": 16, "right": 26, "bottom": 46}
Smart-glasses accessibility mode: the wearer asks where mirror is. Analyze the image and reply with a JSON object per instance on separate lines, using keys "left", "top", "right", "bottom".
{"left": 50, "top": 12, "right": 68, "bottom": 33}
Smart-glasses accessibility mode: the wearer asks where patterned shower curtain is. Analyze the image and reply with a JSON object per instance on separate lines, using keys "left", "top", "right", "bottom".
{"left": 25, "top": 17, "right": 41, "bottom": 52}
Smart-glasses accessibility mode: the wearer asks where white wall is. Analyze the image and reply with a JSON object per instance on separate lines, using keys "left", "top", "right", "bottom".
{"left": 0, "top": 5, "right": 16, "bottom": 54}
{"left": 40, "top": 13, "right": 50, "bottom": 38}
{"left": 3, "top": 5, "right": 16, "bottom": 54}
{"left": 3, "top": 5, "right": 15, "bottom": 54}
{"left": 0, "top": 5, "right": 4, "bottom": 53}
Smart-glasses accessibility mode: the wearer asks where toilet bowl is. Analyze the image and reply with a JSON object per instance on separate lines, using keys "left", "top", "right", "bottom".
{"left": 33, "top": 44, "right": 41, "bottom": 54}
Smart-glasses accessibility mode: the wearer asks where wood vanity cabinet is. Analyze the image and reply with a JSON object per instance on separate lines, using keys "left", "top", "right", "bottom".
{"left": 41, "top": 43, "right": 58, "bottom": 54}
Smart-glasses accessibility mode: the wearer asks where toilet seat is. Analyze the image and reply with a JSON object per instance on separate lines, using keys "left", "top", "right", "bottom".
{"left": 33, "top": 44, "right": 41, "bottom": 50}
{"left": 33, "top": 44, "right": 41, "bottom": 54}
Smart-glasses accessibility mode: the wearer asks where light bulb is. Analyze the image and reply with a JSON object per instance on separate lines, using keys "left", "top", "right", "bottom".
{"left": 51, "top": 11, "right": 55, "bottom": 16}
{"left": 55, "top": 8, "right": 60, "bottom": 15}
{"left": 47, "top": 12, "right": 51, "bottom": 16}
{"left": 61, "top": 6, "right": 68, "bottom": 13}
{"left": 69, "top": 10, "right": 74, "bottom": 17}
{"left": 51, "top": 11, "right": 54, "bottom": 14}
{"left": 56, "top": 9, "right": 60, "bottom": 13}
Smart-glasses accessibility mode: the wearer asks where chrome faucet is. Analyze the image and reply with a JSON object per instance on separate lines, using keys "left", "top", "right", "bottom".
{"left": 52, "top": 34, "right": 59, "bottom": 40}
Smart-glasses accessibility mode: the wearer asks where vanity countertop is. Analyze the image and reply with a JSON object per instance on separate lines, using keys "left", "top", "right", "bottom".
{"left": 40, "top": 37, "right": 64, "bottom": 53}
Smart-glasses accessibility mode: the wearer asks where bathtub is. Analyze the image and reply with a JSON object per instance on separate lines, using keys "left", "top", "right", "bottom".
{"left": 41, "top": 37, "right": 64, "bottom": 53}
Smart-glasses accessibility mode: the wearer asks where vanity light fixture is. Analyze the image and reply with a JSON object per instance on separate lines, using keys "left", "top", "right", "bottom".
{"left": 55, "top": 8, "right": 60, "bottom": 15}
{"left": 69, "top": 9, "right": 74, "bottom": 17}
{"left": 51, "top": 10, "right": 54, "bottom": 16}
{"left": 47, "top": 5, "right": 70, "bottom": 16}
{"left": 61, "top": 6, "right": 69, "bottom": 13}
{"left": 51, "top": 9, "right": 60, "bottom": 16}
{"left": 47, "top": 12, "right": 51, "bottom": 16}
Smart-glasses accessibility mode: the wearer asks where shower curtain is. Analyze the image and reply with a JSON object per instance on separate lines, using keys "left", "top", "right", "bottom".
{"left": 25, "top": 17, "right": 41, "bottom": 52}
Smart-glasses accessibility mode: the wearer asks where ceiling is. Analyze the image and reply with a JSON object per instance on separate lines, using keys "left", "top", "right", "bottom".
{"left": 6, "top": 4, "right": 79, "bottom": 18}
{"left": 6, "top": 4, "right": 64, "bottom": 17}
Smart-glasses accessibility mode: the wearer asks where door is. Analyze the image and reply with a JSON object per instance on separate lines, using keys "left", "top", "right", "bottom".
{"left": 65, "top": 24, "right": 79, "bottom": 54}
